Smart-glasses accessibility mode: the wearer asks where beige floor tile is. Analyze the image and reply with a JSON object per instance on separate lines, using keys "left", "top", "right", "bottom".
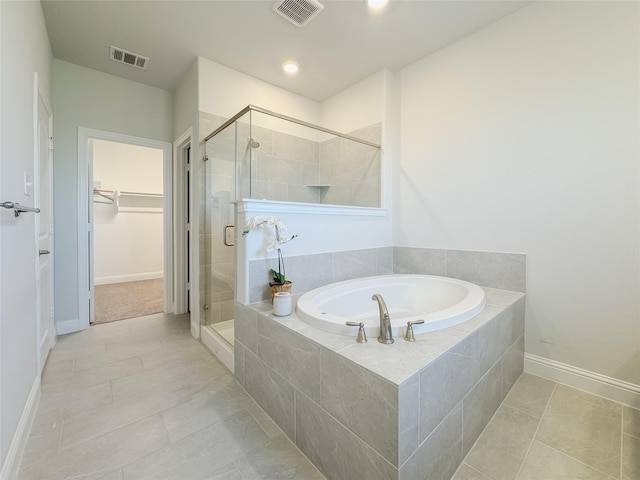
{"left": 518, "top": 441, "right": 612, "bottom": 480}
{"left": 160, "top": 374, "right": 248, "bottom": 443}
{"left": 19, "top": 414, "right": 168, "bottom": 480}
{"left": 464, "top": 404, "right": 539, "bottom": 479}
{"left": 139, "top": 336, "right": 216, "bottom": 370}
{"left": 18, "top": 429, "right": 63, "bottom": 477}
{"left": 121, "top": 410, "right": 269, "bottom": 479}
{"left": 451, "top": 463, "right": 493, "bottom": 480}
{"left": 73, "top": 468, "right": 123, "bottom": 480}
{"left": 72, "top": 338, "right": 163, "bottom": 372}
{"left": 136, "top": 457, "right": 244, "bottom": 480}
{"left": 60, "top": 380, "right": 195, "bottom": 450}
{"left": 109, "top": 356, "right": 226, "bottom": 401}
{"left": 41, "top": 358, "right": 75, "bottom": 382}
{"left": 623, "top": 405, "right": 640, "bottom": 439}
{"left": 535, "top": 385, "right": 621, "bottom": 478}
{"left": 503, "top": 373, "right": 556, "bottom": 419}
{"left": 42, "top": 356, "right": 143, "bottom": 395}
{"left": 622, "top": 433, "right": 640, "bottom": 480}
{"left": 30, "top": 382, "right": 113, "bottom": 437}
{"left": 235, "top": 433, "right": 326, "bottom": 480}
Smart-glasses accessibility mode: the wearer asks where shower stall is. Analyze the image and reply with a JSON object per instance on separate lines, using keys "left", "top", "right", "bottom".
{"left": 201, "top": 105, "right": 381, "bottom": 368}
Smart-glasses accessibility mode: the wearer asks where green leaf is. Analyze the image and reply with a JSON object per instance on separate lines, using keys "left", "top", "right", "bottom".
{"left": 271, "top": 269, "right": 285, "bottom": 285}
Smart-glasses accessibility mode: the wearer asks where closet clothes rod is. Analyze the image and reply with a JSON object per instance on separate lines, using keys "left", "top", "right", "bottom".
{"left": 118, "top": 191, "right": 163, "bottom": 198}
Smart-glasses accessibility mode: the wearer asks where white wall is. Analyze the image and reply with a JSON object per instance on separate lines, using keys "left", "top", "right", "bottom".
{"left": 320, "top": 69, "right": 388, "bottom": 133}
{"left": 93, "top": 140, "right": 164, "bottom": 284}
{"left": 396, "top": 1, "right": 639, "bottom": 385}
{"left": 53, "top": 60, "right": 173, "bottom": 327}
{"left": 174, "top": 59, "right": 198, "bottom": 141}
{"left": 198, "top": 57, "right": 321, "bottom": 123}
{"left": 0, "top": 0, "right": 52, "bottom": 471}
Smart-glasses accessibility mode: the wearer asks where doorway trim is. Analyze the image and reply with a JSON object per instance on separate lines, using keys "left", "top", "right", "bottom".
{"left": 173, "top": 129, "right": 193, "bottom": 331}
{"left": 77, "top": 128, "right": 173, "bottom": 331}
{"left": 33, "top": 72, "right": 55, "bottom": 371}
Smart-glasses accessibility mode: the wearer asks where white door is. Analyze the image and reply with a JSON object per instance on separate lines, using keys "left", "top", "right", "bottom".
{"left": 36, "top": 87, "right": 54, "bottom": 373}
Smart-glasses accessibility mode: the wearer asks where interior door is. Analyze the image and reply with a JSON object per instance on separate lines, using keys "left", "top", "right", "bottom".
{"left": 36, "top": 90, "right": 54, "bottom": 372}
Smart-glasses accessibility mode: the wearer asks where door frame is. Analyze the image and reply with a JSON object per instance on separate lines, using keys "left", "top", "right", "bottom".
{"left": 77, "top": 128, "right": 173, "bottom": 330}
{"left": 33, "top": 73, "right": 54, "bottom": 371}
{"left": 173, "top": 129, "right": 191, "bottom": 319}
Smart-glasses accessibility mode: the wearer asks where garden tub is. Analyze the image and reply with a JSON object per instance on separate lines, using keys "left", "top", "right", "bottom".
{"left": 296, "top": 274, "right": 486, "bottom": 337}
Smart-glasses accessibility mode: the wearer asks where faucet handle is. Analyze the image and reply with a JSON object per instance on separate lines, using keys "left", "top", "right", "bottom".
{"left": 346, "top": 321, "right": 368, "bottom": 343}
{"left": 404, "top": 319, "right": 425, "bottom": 342}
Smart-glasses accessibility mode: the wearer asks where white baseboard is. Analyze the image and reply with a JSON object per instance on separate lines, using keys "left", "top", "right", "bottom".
{"left": 0, "top": 377, "right": 40, "bottom": 480}
{"left": 94, "top": 271, "right": 163, "bottom": 285}
{"left": 201, "top": 326, "right": 234, "bottom": 374}
{"left": 55, "top": 317, "right": 86, "bottom": 336}
{"left": 524, "top": 353, "right": 640, "bottom": 408}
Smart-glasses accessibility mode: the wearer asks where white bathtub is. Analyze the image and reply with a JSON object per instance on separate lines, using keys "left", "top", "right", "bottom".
{"left": 296, "top": 274, "right": 486, "bottom": 337}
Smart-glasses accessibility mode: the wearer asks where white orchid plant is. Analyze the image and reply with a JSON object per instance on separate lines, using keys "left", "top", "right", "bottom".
{"left": 242, "top": 216, "right": 298, "bottom": 286}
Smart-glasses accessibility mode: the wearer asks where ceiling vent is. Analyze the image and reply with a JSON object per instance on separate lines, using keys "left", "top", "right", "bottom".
{"left": 271, "top": 0, "right": 324, "bottom": 27}
{"left": 109, "top": 46, "right": 149, "bottom": 70}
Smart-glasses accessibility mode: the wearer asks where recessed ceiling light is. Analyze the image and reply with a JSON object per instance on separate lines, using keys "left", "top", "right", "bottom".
{"left": 366, "top": 0, "right": 388, "bottom": 10}
{"left": 282, "top": 61, "right": 299, "bottom": 74}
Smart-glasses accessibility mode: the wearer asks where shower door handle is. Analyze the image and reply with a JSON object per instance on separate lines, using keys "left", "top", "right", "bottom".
{"left": 224, "top": 225, "right": 235, "bottom": 247}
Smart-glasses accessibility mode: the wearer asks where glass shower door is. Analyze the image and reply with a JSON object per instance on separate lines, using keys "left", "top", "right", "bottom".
{"left": 203, "top": 122, "right": 237, "bottom": 346}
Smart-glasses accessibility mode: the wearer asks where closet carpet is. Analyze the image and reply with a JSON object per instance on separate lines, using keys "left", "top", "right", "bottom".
{"left": 94, "top": 278, "right": 164, "bottom": 324}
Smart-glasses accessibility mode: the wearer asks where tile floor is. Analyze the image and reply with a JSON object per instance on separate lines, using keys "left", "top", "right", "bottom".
{"left": 17, "top": 313, "right": 324, "bottom": 480}
{"left": 453, "top": 373, "right": 639, "bottom": 480}
{"left": 16, "top": 313, "right": 639, "bottom": 480}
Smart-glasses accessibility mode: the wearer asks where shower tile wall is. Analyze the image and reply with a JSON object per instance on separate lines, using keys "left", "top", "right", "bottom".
{"left": 249, "top": 124, "right": 321, "bottom": 204}
{"left": 319, "top": 123, "right": 381, "bottom": 208}
{"left": 201, "top": 112, "right": 235, "bottom": 325}
{"left": 248, "top": 121, "right": 381, "bottom": 207}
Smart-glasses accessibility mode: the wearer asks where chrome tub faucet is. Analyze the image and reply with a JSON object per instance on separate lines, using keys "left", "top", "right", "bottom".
{"left": 372, "top": 294, "right": 394, "bottom": 344}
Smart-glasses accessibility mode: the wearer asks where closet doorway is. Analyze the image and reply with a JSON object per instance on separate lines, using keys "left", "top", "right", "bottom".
{"left": 91, "top": 139, "right": 165, "bottom": 324}
{"left": 75, "top": 128, "right": 175, "bottom": 333}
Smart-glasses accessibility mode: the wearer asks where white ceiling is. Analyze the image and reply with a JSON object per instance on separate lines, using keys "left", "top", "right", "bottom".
{"left": 41, "top": 0, "right": 531, "bottom": 102}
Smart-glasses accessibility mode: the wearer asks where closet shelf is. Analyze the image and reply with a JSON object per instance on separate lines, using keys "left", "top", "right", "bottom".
{"left": 93, "top": 189, "right": 163, "bottom": 213}
{"left": 305, "top": 184, "right": 331, "bottom": 188}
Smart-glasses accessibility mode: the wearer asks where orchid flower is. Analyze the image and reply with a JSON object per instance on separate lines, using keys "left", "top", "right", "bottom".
{"left": 242, "top": 216, "right": 298, "bottom": 285}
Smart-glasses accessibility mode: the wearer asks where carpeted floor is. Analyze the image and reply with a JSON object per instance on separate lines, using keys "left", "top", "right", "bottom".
{"left": 94, "top": 278, "right": 164, "bottom": 324}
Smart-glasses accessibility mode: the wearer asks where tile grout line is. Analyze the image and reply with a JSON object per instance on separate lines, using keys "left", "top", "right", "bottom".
{"left": 620, "top": 406, "right": 624, "bottom": 480}
{"left": 534, "top": 441, "right": 619, "bottom": 480}
{"left": 513, "top": 381, "right": 558, "bottom": 480}
{"left": 516, "top": 382, "right": 620, "bottom": 480}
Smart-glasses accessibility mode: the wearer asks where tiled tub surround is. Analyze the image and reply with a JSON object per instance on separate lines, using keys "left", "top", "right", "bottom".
{"left": 248, "top": 246, "right": 525, "bottom": 303}
{"left": 248, "top": 247, "right": 394, "bottom": 303}
{"left": 235, "top": 287, "right": 525, "bottom": 480}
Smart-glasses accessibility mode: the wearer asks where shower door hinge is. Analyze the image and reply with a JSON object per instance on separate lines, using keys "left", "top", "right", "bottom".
{"left": 203, "top": 155, "right": 209, "bottom": 162}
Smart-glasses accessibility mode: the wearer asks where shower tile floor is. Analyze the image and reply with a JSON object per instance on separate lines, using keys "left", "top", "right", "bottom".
{"left": 211, "top": 319, "right": 235, "bottom": 346}
{"left": 16, "top": 313, "right": 639, "bottom": 480}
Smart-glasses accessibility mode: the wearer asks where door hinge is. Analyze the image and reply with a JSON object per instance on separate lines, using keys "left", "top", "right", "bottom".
{"left": 50, "top": 307, "right": 54, "bottom": 319}
{"left": 186, "top": 282, "right": 190, "bottom": 290}
{"left": 49, "top": 137, "right": 54, "bottom": 150}
{"left": 49, "top": 223, "right": 54, "bottom": 235}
